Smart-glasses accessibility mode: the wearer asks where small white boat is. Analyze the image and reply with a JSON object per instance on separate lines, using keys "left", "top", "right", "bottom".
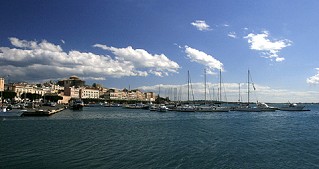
{"left": 157, "top": 105, "right": 168, "bottom": 112}
{"left": 70, "top": 100, "right": 84, "bottom": 110}
{"left": 280, "top": 103, "right": 306, "bottom": 111}
{"left": 149, "top": 105, "right": 157, "bottom": 111}
{"left": 0, "top": 108, "right": 25, "bottom": 117}
{"left": 196, "top": 105, "right": 214, "bottom": 112}
{"left": 177, "top": 105, "right": 196, "bottom": 112}
{"left": 123, "top": 103, "right": 145, "bottom": 109}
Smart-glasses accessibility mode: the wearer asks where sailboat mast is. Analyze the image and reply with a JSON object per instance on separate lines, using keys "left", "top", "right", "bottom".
{"left": 204, "top": 69, "right": 207, "bottom": 104}
{"left": 238, "top": 83, "right": 241, "bottom": 102}
{"left": 187, "top": 70, "right": 190, "bottom": 102}
{"left": 219, "top": 69, "right": 222, "bottom": 103}
{"left": 248, "top": 69, "right": 250, "bottom": 104}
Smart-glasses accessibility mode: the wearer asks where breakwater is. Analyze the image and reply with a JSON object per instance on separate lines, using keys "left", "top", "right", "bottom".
{"left": 22, "top": 105, "right": 67, "bottom": 116}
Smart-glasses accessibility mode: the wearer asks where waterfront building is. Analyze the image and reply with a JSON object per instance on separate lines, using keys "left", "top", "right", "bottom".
{"left": 52, "top": 84, "right": 64, "bottom": 93}
{"left": 131, "top": 89, "right": 145, "bottom": 100}
{"left": 0, "top": 77, "right": 4, "bottom": 91}
{"left": 6, "top": 83, "right": 48, "bottom": 101}
{"left": 145, "top": 92, "right": 156, "bottom": 102}
{"left": 104, "top": 88, "right": 156, "bottom": 102}
{"left": 64, "top": 86, "right": 81, "bottom": 99}
{"left": 104, "top": 88, "right": 123, "bottom": 100}
{"left": 80, "top": 88, "right": 100, "bottom": 99}
{"left": 58, "top": 76, "right": 85, "bottom": 88}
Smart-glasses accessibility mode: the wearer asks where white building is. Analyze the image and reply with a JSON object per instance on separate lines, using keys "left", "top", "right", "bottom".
{"left": 0, "top": 78, "right": 4, "bottom": 91}
{"left": 80, "top": 88, "right": 100, "bottom": 99}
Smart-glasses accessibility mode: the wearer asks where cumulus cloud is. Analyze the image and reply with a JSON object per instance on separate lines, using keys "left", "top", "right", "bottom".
{"left": 191, "top": 20, "right": 212, "bottom": 31}
{"left": 184, "top": 46, "right": 224, "bottom": 74}
{"left": 307, "top": 68, "right": 319, "bottom": 84}
{"left": 228, "top": 32, "right": 237, "bottom": 38}
{"left": 93, "top": 44, "right": 180, "bottom": 77}
{"left": 9, "top": 37, "right": 63, "bottom": 52}
{"left": 0, "top": 37, "right": 180, "bottom": 82}
{"left": 244, "top": 31, "right": 292, "bottom": 62}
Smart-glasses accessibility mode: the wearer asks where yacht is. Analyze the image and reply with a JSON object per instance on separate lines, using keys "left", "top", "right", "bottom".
{"left": 280, "top": 103, "right": 306, "bottom": 111}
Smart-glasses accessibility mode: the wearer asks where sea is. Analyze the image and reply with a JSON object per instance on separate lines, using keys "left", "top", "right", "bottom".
{"left": 1, "top": 104, "right": 319, "bottom": 169}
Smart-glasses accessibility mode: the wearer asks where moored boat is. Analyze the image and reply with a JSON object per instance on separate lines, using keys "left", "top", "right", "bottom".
{"left": 196, "top": 105, "right": 214, "bottom": 112}
{"left": 257, "top": 102, "right": 278, "bottom": 112}
{"left": 71, "top": 100, "right": 84, "bottom": 110}
{"left": 234, "top": 104, "right": 262, "bottom": 112}
{"left": 212, "top": 106, "right": 230, "bottom": 112}
{"left": 177, "top": 104, "right": 196, "bottom": 112}
{"left": 280, "top": 103, "right": 306, "bottom": 111}
{"left": 157, "top": 105, "right": 168, "bottom": 112}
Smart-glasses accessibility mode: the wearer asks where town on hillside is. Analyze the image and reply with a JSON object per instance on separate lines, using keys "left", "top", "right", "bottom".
{"left": 0, "top": 76, "right": 158, "bottom": 105}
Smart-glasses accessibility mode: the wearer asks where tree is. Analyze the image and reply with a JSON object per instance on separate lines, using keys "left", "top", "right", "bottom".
{"left": 2, "top": 91, "right": 17, "bottom": 100}
{"left": 44, "top": 94, "right": 63, "bottom": 102}
{"left": 25, "top": 93, "right": 41, "bottom": 101}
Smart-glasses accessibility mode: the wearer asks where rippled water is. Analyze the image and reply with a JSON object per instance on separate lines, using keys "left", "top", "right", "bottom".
{"left": 1, "top": 105, "right": 319, "bottom": 168}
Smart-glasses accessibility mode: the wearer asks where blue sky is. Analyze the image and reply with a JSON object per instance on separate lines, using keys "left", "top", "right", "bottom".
{"left": 1, "top": 0, "right": 319, "bottom": 103}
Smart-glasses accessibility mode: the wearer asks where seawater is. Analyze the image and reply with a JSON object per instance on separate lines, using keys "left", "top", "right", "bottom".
{"left": 1, "top": 105, "right": 319, "bottom": 169}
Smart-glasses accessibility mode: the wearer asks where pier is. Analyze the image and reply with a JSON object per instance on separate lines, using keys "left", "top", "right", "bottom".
{"left": 22, "top": 105, "right": 67, "bottom": 116}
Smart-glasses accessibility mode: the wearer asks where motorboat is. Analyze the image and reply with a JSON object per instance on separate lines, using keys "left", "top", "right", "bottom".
{"left": 70, "top": 100, "right": 84, "bottom": 110}
{"left": 157, "top": 105, "right": 168, "bottom": 112}
{"left": 280, "top": 103, "right": 306, "bottom": 111}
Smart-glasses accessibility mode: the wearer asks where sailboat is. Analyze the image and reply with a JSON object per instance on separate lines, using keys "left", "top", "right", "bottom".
{"left": 211, "top": 69, "right": 230, "bottom": 112}
{"left": 196, "top": 69, "right": 215, "bottom": 112}
{"left": 235, "top": 70, "right": 261, "bottom": 112}
{"left": 177, "top": 70, "right": 196, "bottom": 112}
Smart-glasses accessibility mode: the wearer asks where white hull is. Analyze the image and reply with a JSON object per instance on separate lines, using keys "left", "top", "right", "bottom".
{"left": 212, "top": 106, "right": 230, "bottom": 112}
{"left": 177, "top": 105, "right": 196, "bottom": 112}
{"left": 280, "top": 103, "right": 305, "bottom": 111}
{"left": 157, "top": 105, "right": 168, "bottom": 112}
{"left": 280, "top": 106, "right": 305, "bottom": 111}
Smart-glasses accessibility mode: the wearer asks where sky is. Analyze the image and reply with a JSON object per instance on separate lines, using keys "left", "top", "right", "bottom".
{"left": 0, "top": 0, "right": 319, "bottom": 103}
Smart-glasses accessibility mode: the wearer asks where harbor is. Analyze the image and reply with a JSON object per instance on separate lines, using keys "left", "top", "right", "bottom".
{"left": 1, "top": 104, "right": 319, "bottom": 169}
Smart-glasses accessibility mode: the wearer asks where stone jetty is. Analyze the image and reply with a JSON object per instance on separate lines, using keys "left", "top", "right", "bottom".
{"left": 22, "top": 104, "right": 67, "bottom": 116}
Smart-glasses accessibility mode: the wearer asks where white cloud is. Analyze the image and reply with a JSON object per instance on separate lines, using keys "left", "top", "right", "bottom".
{"left": 191, "top": 20, "right": 212, "bottom": 31}
{"left": 184, "top": 46, "right": 224, "bottom": 73}
{"left": 244, "top": 31, "right": 292, "bottom": 62}
{"left": 93, "top": 44, "right": 180, "bottom": 77}
{"left": 227, "top": 32, "right": 237, "bottom": 38}
{"left": 307, "top": 68, "right": 319, "bottom": 84}
{"left": 0, "top": 37, "right": 180, "bottom": 82}
{"left": 9, "top": 37, "right": 62, "bottom": 52}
